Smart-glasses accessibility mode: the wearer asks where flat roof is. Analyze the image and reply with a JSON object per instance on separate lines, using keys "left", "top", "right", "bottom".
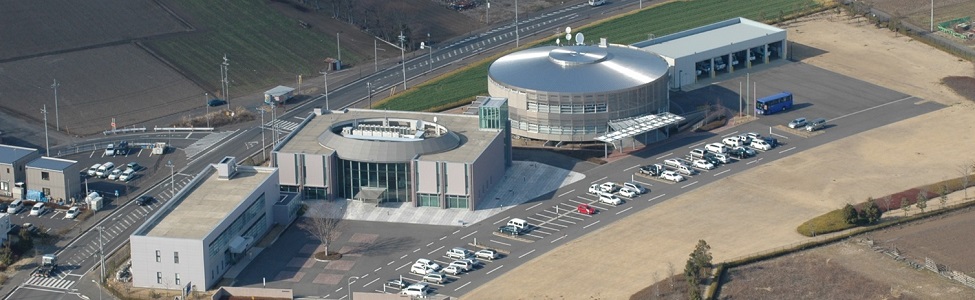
{"left": 279, "top": 109, "right": 500, "bottom": 163}
{"left": 0, "top": 144, "right": 38, "bottom": 164}
{"left": 636, "top": 17, "right": 785, "bottom": 59}
{"left": 145, "top": 168, "right": 272, "bottom": 239}
{"left": 26, "top": 157, "right": 76, "bottom": 171}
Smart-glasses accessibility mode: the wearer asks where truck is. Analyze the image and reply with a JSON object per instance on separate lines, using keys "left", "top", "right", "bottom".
{"left": 264, "top": 86, "right": 295, "bottom": 106}
{"left": 32, "top": 254, "right": 57, "bottom": 278}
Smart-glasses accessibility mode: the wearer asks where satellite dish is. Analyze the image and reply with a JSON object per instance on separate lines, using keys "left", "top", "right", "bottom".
{"left": 576, "top": 33, "right": 585, "bottom": 45}
{"left": 565, "top": 27, "right": 572, "bottom": 34}
{"left": 420, "top": 41, "right": 426, "bottom": 49}
{"left": 434, "top": 116, "right": 438, "bottom": 123}
{"left": 565, "top": 33, "right": 572, "bottom": 41}
{"left": 556, "top": 38, "right": 561, "bottom": 46}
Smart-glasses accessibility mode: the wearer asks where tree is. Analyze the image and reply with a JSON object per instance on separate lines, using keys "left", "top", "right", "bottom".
{"left": 901, "top": 197, "right": 911, "bottom": 216}
{"left": 916, "top": 191, "right": 928, "bottom": 213}
{"left": 299, "top": 202, "right": 345, "bottom": 259}
{"left": 692, "top": 240, "right": 712, "bottom": 276}
{"left": 843, "top": 203, "right": 859, "bottom": 225}
{"left": 882, "top": 195, "right": 893, "bottom": 212}
{"left": 940, "top": 184, "right": 949, "bottom": 209}
{"left": 864, "top": 201, "right": 882, "bottom": 224}
{"left": 667, "top": 262, "right": 676, "bottom": 288}
{"left": 960, "top": 163, "right": 972, "bottom": 201}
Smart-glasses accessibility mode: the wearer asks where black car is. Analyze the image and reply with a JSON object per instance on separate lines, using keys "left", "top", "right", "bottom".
{"left": 763, "top": 137, "right": 779, "bottom": 148}
{"left": 207, "top": 99, "right": 227, "bottom": 107}
{"left": 639, "top": 164, "right": 664, "bottom": 176}
{"left": 498, "top": 225, "right": 524, "bottom": 236}
{"left": 0, "top": 202, "right": 8, "bottom": 213}
{"left": 729, "top": 147, "right": 754, "bottom": 159}
{"left": 136, "top": 196, "right": 154, "bottom": 206}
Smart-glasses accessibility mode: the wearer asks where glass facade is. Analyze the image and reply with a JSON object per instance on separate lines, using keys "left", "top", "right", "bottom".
{"left": 336, "top": 159, "right": 410, "bottom": 203}
{"left": 417, "top": 193, "right": 439, "bottom": 207}
{"left": 446, "top": 195, "right": 469, "bottom": 209}
{"left": 303, "top": 187, "right": 326, "bottom": 199}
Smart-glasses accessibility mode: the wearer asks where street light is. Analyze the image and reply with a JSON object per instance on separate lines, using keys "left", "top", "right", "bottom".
{"left": 51, "top": 79, "right": 60, "bottom": 131}
{"left": 366, "top": 82, "right": 373, "bottom": 108}
{"left": 97, "top": 226, "right": 105, "bottom": 283}
{"left": 421, "top": 42, "right": 433, "bottom": 72}
{"left": 337, "top": 31, "right": 342, "bottom": 63}
{"left": 258, "top": 108, "right": 266, "bottom": 162}
{"left": 205, "top": 92, "right": 210, "bottom": 128}
{"left": 347, "top": 276, "right": 359, "bottom": 300}
{"left": 91, "top": 280, "right": 103, "bottom": 300}
{"left": 166, "top": 160, "right": 175, "bottom": 197}
{"left": 398, "top": 31, "right": 407, "bottom": 90}
{"left": 320, "top": 71, "right": 330, "bottom": 110}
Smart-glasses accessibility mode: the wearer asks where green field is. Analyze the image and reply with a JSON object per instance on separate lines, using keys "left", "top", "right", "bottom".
{"left": 377, "top": 0, "right": 823, "bottom": 111}
{"left": 146, "top": 0, "right": 355, "bottom": 96}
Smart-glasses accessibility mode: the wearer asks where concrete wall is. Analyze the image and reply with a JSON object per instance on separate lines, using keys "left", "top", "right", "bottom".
{"left": 415, "top": 160, "right": 438, "bottom": 194}
{"left": 274, "top": 152, "right": 299, "bottom": 186}
{"left": 130, "top": 236, "right": 204, "bottom": 290}
{"left": 469, "top": 132, "right": 508, "bottom": 209}
{"left": 25, "top": 162, "right": 81, "bottom": 202}
{"left": 0, "top": 149, "right": 40, "bottom": 198}
{"left": 444, "top": 162, "right": 467, "bottom": 196}
{"left": 303, "top": 154, "right": 326, "bottom": 188}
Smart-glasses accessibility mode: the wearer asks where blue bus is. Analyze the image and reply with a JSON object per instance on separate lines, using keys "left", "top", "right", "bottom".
{"left": 755, "top": 92, "right": 794, "bottom": 115}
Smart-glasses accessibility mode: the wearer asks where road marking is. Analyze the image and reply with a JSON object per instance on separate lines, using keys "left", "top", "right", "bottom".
{"left": 648, "top": 194, "right": 666, "bottom": 202}
{"left": 583, "top": 220, "right": 600, "bottom": 229}
{"left": 681, "top": 181, "right": 699, "bottom": 189}
{"left": 778, "top": 146, "right": 796, "bottom": 154}
{"left": 400, "top": 254, "right": 408, "bottom": 259}
{"left": 387, "top": 261, "right": 395, "bottom": 266}
{"left": 687, "top": 142, "right": 705, "bottom": 149}
{"left": 426, "top": 242, "right": 434, "bottom": 247}
{"left": 395, "top": 262, "right": 411, "bottom": 271}
{"left": 623, "top": 164, "right": 641, "bottom": 171}
{"left": 414, "top": 248, "right": 421, "bottom": 253}
{"left": 830, "top": 95, "right": 916, "bottom": 122}
{"left": 460, "top": 231, "right": 477, "bottom": 239}
{"left": 770, "top": 132, "right": 790, "bottom": 139}
{"left": 721, "top": 130, "right": 739, "bottom": 137}
{"left": 454, "top": 281, "right": 472, "bottom": 291}
{"left": 363, "top": 278, "right": 379, "bottom": 288}
{"left": 656, "top": 152, "right": 673, "bottom": 160}
{"left": 490, "top": 240, "right": 512, "bottom": 246}
{"left": 557, "top": 189, "right": 575, "bottom": 197}
{"left": 632, "top": 179, "right": 653, "bottom": 187}
{"left": 486, "top": 265, "right": 504, "bottom": 275}
{"left": 374, "top": 267, "right": 382, "bottom": 272}
{"left": 427, "top": 246, "right": 444, "bottom": 255}
{"left": 518, "top": 249, "right": 536, "bottom": 259}
{"left": 452, "top": 229, "right": 461, "bottom": 235}
{"left": 525, "top": 203, "right": 542, "bottom": 210}
{"left": 713, "top": 169, "right": 730, "bottom": 177}
{"left": 439, "top": 236, "right": 447, "bottom": 241}
{"left": 550, "top": 235, "right": 567, "bottom": 243}
{"left": 493, "top": 218, "right": 506, "bottom": 224}
{"left": 590, "top": 176, "right": 608, "bottom": 184}
{"left": 615, "top": 207, "right": 633, "bottom": 215}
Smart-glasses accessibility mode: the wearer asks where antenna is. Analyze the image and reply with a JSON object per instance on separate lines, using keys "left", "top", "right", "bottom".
{"left": 576, "top": 33, "right": 585, "bottom": 45}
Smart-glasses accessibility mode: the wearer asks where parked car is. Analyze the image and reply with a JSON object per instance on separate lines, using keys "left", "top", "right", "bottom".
{"left": 588, "top": 184, "right": 600, "bottom": 194}
{"left": 751, "top": 139, "right": 773, "bottom": 151}
{"left": 710, "top": 153, "right": 731, "bottom": 164}
{"left": 692, "top": 159, "right": 715, "bottom": 170}
{"left": 475, "top": 249, "right": 499, "bottom": 261}
{"left": 599, "top": 182, "right": 619, "bottom": 193}
{"left": 422, "top": 272, "right": 447, "bottom": 284}
{"left": 729, "top": 147, "right": 754, "bottom": 159}
{"left": 622, "top": 182, "right": 646, "bottom": 194}
{"left": 126, "top": 162, "right": 142, "bottom": 171}
{"left": 788, "top": 117, "right": 808, "bottom": 129}
{"left": 107, "top": 168, "right": 124, "bottom": 181}
{"left": 414, "top": 258, "right": 441, "bottom": 271}
{"left": 136, "top": 195, "right": 154, "bottom": 206}
{"left": 115, "top": 141, "right": 129, "bottom": 155}
{"left": 639, "top": 164, "right": 665, "bottom": 176}
{"left": 746, "top": 132, "right": 762, "bottom": 140}
{"left": 29, "top": 203, "right": 47, "bottom": 216}
{"left": 65, "top": 206, "right": 81, "bottom": 219}
{"left": 104, "top": 143, "right": 115, "bottom": 156}
{"left": 449, "top": 260, "right": 475, "bottom": 272}
{"left": 689, "top": 148, "right": 708, "bottom": 160}
{"left": 118, "top": 168, "right": 136, "bottom": 181}
{"left": 442, "top": 265, "right": 464, "bottom": 275}
{"left": 96, "top": 162, "right": 115, "bottom": 178}
{"left": 400, "top": 283, "right": 431, "bottom": 297}
{"left": 599, "top": 194, "right": 623, "bottom": 206}
{"left": 386, "top": 279, "right": 409, "bottom": 289}
{"left": 704, "top": 143, "right": 728, "bottom": 154}
{"left": 722, "top": 137, "right": 743, "bottom": 147}
{"left": 661, "top": 171, "right": 685, "bottom": 182}
{"left": 446, "top": 247, "right": 473, "bottom": 260}
{"left": 207, "top": 99, "right": 227, "bottom": 107}
{"left": 763, "top": 137, "right": 779, "bottom": 148}
{"left": 805, "top": 117, "right": 826, "bottom": 132}
{"left": 498, "top": 225, "right": 523, "bottom": 236}
{"left": 87, "top": 163, "right": 102, "bottom": 177}
{"left": 663, "top": 158, "right": 688, "bottom": 168}
{"left": 577, "top": 203, "right": 596, "bottom": 215}
{"left": 618, "top": 187, "right": 638, "bottom": 198}
{"left": 410, "top": 263, "right": 435, "bottom": 275}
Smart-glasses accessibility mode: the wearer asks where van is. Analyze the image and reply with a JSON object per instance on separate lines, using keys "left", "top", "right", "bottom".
{"left": 446, "top": 247, "right": 473, "bottom": 260}
{"left": 805, "top": 118, "right": 826, "bottom": 132}
{"left": 29, "top": 202, "right": 47, "bottom": 216}
{"left": 507, "top": 218, "right": 529, "bottom": 231}
{"left": 588, "top": 0, "right": 606, "bottom": 6}
{"left": 96, "top": 162, "right": 115, "bottom": 178}
{"left": 87, "top": 163, "right": 102, "bottom": 177}
{"left": 104, "top": 143, "right": 115, "bottom": 156}
{"left": 675, "top": 165, "right": 697, "bottom": 176}
{"left": 7, "top": 200, "right": 23, "bottom": 214}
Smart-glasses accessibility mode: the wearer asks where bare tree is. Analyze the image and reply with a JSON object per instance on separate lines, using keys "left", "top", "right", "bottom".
{"left": 901, "top": 197, "right": 911, "bottom": 216}
{"left": 882, "top": 195, "right": 893, "bottom": 212}
{"left": 667, "top": 261, "right": 676, "bottom": 288}
{"left": 940, "top": 184, "right": 949, "bottom": 209}
{"left": 300, "top": 202, "right": 345, "bottom": 257}
{"left": 961, "top": 163, "right": 973, "bottom": 201}
{"left": 652, "top": 271, "right": 660, "bottom": 298}
{"left": 916, "top": 190, "right": 928, "bottom": 213}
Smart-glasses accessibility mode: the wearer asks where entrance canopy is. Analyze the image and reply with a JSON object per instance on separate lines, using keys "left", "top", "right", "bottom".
{"left": 594, "top": 112, "right": 684, "bottom": 143}
{"left": 354, "top": 187, "right": 387, "bottom": 204}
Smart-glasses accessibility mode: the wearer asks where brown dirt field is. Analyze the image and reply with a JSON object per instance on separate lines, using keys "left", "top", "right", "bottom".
{"left": 868, "top": 207, "right": 975, "bottom": 275}
{"left": 463, "top": 10, "right": 975, "bottom": 300}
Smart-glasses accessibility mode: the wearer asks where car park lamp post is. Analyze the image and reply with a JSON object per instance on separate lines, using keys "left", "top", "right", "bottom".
{"left": 205, "top": 92, "right": 210, "bottom": 128}
{"left": 421, "top": 42, "right": 433, "bottom": 72}
{"left": 320, "top": 71, "right": 330, "bottom": 110}
{"left": 166, "top": 160, "right": 175, "bottom": 197}
{"left": 348, "top": 276, "right": 359, "bottom": 300}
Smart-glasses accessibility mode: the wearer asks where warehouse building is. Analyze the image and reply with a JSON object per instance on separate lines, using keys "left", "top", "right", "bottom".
{"left": 25, "top": 157, "right": 81, "bottom": 203}
{"left": 273, "top": 99, "right": 511, "bottom": 210}
{"left": 0, "top": 144, "right": 41, "bottom": 199}
{"left": 634, "top": 17, "right": 787, "bottom": 90}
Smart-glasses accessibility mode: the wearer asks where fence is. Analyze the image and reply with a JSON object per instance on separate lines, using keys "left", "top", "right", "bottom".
{"left": 925, "top": 257, "right": 975, "bottom": 289}
{"left": 103, "top": 127, "right": 147, "bottom": 135}
{"left": 153, "top": 127, "right": 214, "bottom": 132}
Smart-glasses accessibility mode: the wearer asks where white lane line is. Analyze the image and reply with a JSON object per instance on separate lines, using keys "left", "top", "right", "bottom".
{"left": 460, "top": 231, "right": 477, "bottom": 239}
{"left": 713, "top": 169, "right": 730, "bottom": 177}
{"left": 395, "top": 262, "right": 411, "bottom": 271}
{"left": 583, "top": 220, "right": 600, "bottom": 229}
{"left": 414, "top": 248, "right": 421, "bottom": 253}
{"left": 452, "top": 229, "right": 461, "bottom": 235}
{"left": 525, "top": 203, "right": 542, "bottom": 210}
{"left": 687, "top": 142, "right": 705, "bottom": 149}
{"left": 830, "top": 95, "right": 916, "bottom": 122}
{"left": 615, "top": 207, "right": 633, "bottom": 215}
{"left": 486, "top": 265, "right": 504, "bottom": 275}
{"left": 623, "top": 164, "right": 641, "bottom": 171}
{"left": 490, "top": 240, "right": 512, "bottom": 246}
{"left": 648, "top": 194, "right": 666, "bottom": 202}
{"left": 656, "top": 152, "right": 673, "bottom": 160}
{"left": 454, "top": 281, "right": 471, "bottom": 291}
{"left": 681, "top": 181, "right": 699, "bottom": 189}
{"left": 557, "top": 189, "right": 576, "bottom": 197}
{"left": 427, "top": 246, "right": 444, "bottom": 255}
{"left": 590, "top": 176, "right": 608, "bottom": 184}
{"left": 779, "top": 146, "right": 796, "bottom": 154}
{"left": 550, "top": 235, "right": 567, "bottom": 243}
{"left": 518, "top": 249, "right": 536, "bottom": 259}
{"left": 493, "top": 218, "right": 506, "bottom": 224}
{"left": 400, "top": 254, "right": 408, "bottom": 259}
{"left": 374, "top": 267, "right": 382, "bottom": 272}
{"left": 363, "top": 278, "right": 379, "bottom": 288}
{"left": 721, "top": 130, "right": 740, "bottom": 137}
{"left": 426, "top": 242, "right": 434, "bottom": 247}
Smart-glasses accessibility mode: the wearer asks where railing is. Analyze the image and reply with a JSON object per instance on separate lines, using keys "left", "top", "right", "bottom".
{"left": 153, "top": 127, "right": 214, "bottom": 132}
{"left": 102, "top": 127, "right": 147, "bottom": 135}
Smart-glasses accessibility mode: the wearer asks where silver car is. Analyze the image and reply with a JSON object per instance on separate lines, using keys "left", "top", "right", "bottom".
{"left": 788, "top": 117, "right": 808, "bottom": 129}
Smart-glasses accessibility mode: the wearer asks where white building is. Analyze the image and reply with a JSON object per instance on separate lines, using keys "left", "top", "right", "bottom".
{"left": 130, "top": 157, "right": 297, "bottom": 290}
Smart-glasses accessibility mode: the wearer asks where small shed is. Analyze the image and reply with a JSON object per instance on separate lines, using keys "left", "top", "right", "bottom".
{"left": 264, "top": 86, "right": 296, "bottom": 105}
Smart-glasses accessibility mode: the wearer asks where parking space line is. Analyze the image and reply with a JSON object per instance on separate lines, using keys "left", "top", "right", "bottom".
{"left": 490, "top": 240, "right": 512, "bottom": 246}
{"left": 656, "top": 152, "right": 673, "bottom": 160}
{"left": 589, "top": 176, "right": 608, "bottom": 184}
{"left": 615, "top": 207, "right": 633, "bottom": 215}
{"left": 460, "top": 231, "right": 477, "bottom": 239}
{"left": 525, "top": 233, "right": 545, "bottom": 239}
{"left": 525, "top": 203, "right": 542, "bottom": 211}
{"left": 427, "top": 246, "right": 444, "bottom": 256}
{"left": 623, "top": 164, "right": 641, "bottom": 171}
{"left": 556, "top": 218, "right": 576, "bottom": 225}
{"left": 556, "top": 189, "right": 575, "bottom": 198}
{"left": 713, "top": 169, "right": 730, "bottom": 177}
{"left": 583, "top": 220, "right": 600, "bottom": 229}
{"left": 648, "top": 194, "right": 666, "bottom": 202}
{"left": 395, "top": 262, "right": 411, "bottom": 271}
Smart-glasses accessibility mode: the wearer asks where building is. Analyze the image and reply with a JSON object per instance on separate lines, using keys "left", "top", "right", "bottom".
{"left": 0, "top": 144, "right": 41, "bottom": 198}
{"left": 130, "top": 157, "right": 295, "bottom": 290}
{"left": 25, "top": 157, "right": 81, "bottom": 203}
{"left": 633, "top": 17, "right": 787, "bottom": 90}
{"left": 487, "top": 42, "right": 672, "bottom": 142}
{"left": 273, "top": 100, "right": 511, "bottom": 210}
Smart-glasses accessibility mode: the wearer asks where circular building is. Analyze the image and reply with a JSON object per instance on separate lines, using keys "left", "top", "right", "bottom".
{"left": 488, "top": 44, "right": 671, "bottom": 142}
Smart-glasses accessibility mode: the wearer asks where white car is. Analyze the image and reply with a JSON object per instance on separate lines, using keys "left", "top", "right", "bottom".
{"left": 449, "top": 259, "right": 477, "bottom": 272}
{"left": 661, "top": 171, "right": 685, "bottom": 182}
{"left": 475, "top": 249, "right": 499, "bottom": 260}
{"left": 599, "top": 182, "right": 619, "bottom": 193}
{"left": 410, "top": 263, "right": 435, "bottom": 275}
{"left": 65, "top": 206, "right": 81, "bottom": 219}
{"left": 588, "top": 184, "right": 600, "bottom": 194}
{"left": 401, "top": 283, "right": 431, "bottom": 297}
{"left": 622, "top": 182, "right": 646, "bottom": 194}
{"left": 107, "top": 168, "right": 124, "bottom": 181}
{"left": 599, "top": 194, "right": 623, "bottom": 206}
{"left": 442, "top": 265, "right": 464, "bottom": 275}
{"left": 422, "top": 272, "right": 447, "bottom": 284}
{"left": 618, "top": 187, "right": 638, "bottom": 198}
{"left": 87, "top": 163, "right": 101, "bottom": 176}
{"left": 704, "top": 143, "right": 728, "bottom": 154}
{"left": 722, "top": 137, "right": 743, "bottom": 147}
{"left": 118, "top": 168, "right": 136, "bottom": 181}
{"left": 751, "top": 139, "right": 773, "bottom": 151}
{"left": 663, "top": 158, "right": 687, "bottom": 168}
{"left": 788, "top": 117, "right": 808, "bottom": 129}
{"left": 692, "top": 159, "right": 715, "bottom": 170}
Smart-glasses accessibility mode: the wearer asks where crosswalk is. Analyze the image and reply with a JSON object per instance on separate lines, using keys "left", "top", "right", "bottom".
{"left": 24, "top": 276, "right": 74, "bottom": 290}
{"left": 264, "top": 119, "right": 299, "bottom": 132}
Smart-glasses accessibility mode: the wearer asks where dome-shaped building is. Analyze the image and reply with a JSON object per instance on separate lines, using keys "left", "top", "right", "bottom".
{"left": 488, "top": 43, "right": 671, "bottom": 142}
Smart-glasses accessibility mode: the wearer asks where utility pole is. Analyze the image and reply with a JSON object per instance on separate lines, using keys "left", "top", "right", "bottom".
{"left": 259, "top": 109, "right": 267, "bottom": 161}
{"left": 515, "top": 0, "right": 520, "bottom": 47}
{"left": 51, "top": 79, "right": 60, "bottom": 131}
{"left": 205, "top": 92, "right": 210, "bottom": 128}
{"left": 486, "top": 0, "right": 490, "bottom": 24}
{"left": 337, "top": 32, "right": 342, "bottom": 62}
{"left": 41, "top": 105, "right": 50, "bottom": 156}
{"left": 166, "top": 160, "right": 175, "bottom": 196}
{"left": 374, "top": 39, "right": 378, "bottom": 72}
{"left": 367, "top": 82, "right": 373, "bottom": 108}
{"left": 221, "top": 54, "right": 231, "bottom": 109}
{"left": 320, "top": 71, "right": 330, "bottom": 110}
{"left": 930, "top": 0, "right": 934, "bottom": 32}
{"left": 421, "top": 42, "right": 433, "bottom": 72}
{"left": 399, "top": 31, "right": 407, "bottom": 90}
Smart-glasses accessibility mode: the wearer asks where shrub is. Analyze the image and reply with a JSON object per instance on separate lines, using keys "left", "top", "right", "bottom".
{"left": 797, "top": 209, "right": 854, "bottom": 237}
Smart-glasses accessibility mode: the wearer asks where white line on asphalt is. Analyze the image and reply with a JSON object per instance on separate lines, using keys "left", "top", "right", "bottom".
{"left": 518, "top": 249, "right": 536, "bottom": 259}
{"left": 632, "top": 179, "right": 653, "bottom": 187}
{"left": 460, "top": 231, "right": 477, "bottom": 239}
{"left": 400, "top": 254, "right": 408, "bottom": 259}
{"left": 590, "top": 176, "right": 608, "bottom": 184}
{"left": 771, "top": 132, "right": 790, "bottom": 139}
{"left": 452, "top": 229, "right": 461, "bottom": 235}
{"left": 557, "top": 189, "right": 576, "bottom": 197}
{"left": 426, "top": 242, "right": 434, "bottom": 246}
{"left": 526, "top": 233, "right": 545, "bottom": 238}
{"left": 414, "top": 248, "right": 421, "bottom": 253}
{"left": 681, "top": 181, "right": 699, "bottom": 189}
{"left": 550, "top": 235, "right": 567, "bottom": 243}
{"left": 779, "top": 146, "right": 796, "bottom": 154}
{"left": 454, "top": 281, "right": 472, "bottom": 291}
{"left": 374, "top": 267, "right": 382, "bottom": 272}
{"left": 490, "top": 240, "right": 512, "bottom": 246}
{"left": 648, "top": 194, "right": 666, "bottom": 202}
{"left": 747, "top": 160, "right": 758, "bottom": 165}
{"left": 363, "top": 278, "right": 379, "bottom": 288}
{"left": 395, "top": 262, "right": 411, "bottom": 271}
{"left": 525, "top": 203, "right": 542, "bottom": 210}
{"left": 583, "top": 220, "right": 600, "bottom": 229}
{"left": 656, "top": 152, "right": 673, "bottom": 160}
{"left": 713, "top": 169, "right": 730, "bottom": 177}
{"left": 623, "top": 164, "right": 641, "bottom": 171}
{"left": 427, "top": 246, "right": 445, "bottom": 255}
{"left": 615, "top": 207, "right": 633, "bottom": 215}
{"left": 687, "top": 142, "right": 705, "bottom": 149}
{"left": 439, "top": 236, "right": 447, "bottom": 241}
{"left": 830, "top": 95, "right": 916, "bottom": 122}
{"left": 486, "top": 265, "right": 504, "bottom": 275}
{"left": 387, "top": 261, "right": 395, "bottom": 266}
{"left": 721, "top": 130, "right": 740, "bottom": 137}
{"left": 556, "top": 218, "right": 576, "bottom": 225}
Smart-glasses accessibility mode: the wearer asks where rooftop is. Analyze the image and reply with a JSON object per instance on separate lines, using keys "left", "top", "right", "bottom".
{"left": 635, "top": 17, "right": 785, "bottom": 59}
{"left": 0, "top": 144, "right": 38, "bottom": 164}
{"left": 144, "top": 167, "right": 273, "bottom": 239}
{"left": 279, "top": 109, "right": 501, "bottom": 163}
{"left": 26, "top": 157, "right": 76, "bottom": 171}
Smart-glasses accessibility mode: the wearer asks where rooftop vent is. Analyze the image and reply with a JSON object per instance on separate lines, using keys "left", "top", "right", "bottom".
{"left": 215, "top": 156, "right": 238, "bottom": 180}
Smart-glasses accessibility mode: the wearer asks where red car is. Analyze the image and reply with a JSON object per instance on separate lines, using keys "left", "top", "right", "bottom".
{"left": 577, "top": 203, "right": 596, "bottom": 215}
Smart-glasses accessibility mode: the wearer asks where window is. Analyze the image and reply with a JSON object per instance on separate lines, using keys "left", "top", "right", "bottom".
{"left": 42, "top": 188, "right": 50, "bottom": 197}
{"left": 156, "top": 272, "right": 162, "bottom": 284}
{"left": 174, "top": 252, "right": 180, "bottom": 264}
{"left": 41, "top": 172, "right": 49, "bottom": 181}
{"left": 5, "top": 167, "right": 9, "bottom": 174}
{"left": 155, "top": 250, "right": 161, "bottom": 262}
{"left": 175, "top": 273, "right": 181, "bottom": 285}
{"left": 0, "top": 181, "right": 8, "bottom": 192}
